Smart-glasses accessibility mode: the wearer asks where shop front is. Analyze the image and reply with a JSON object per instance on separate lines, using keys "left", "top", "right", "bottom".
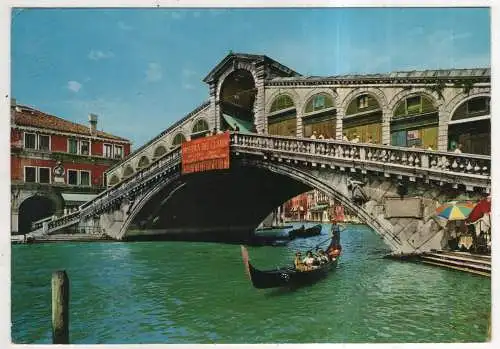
{"left": 302, "top": 93, "right": 336, "bottom": 138}
{"left": 390, "top": 95, "right": 438, "bottom": 149}
{"left": 267, "top": 94, "right": 297, "bottom": 136}
{"left": 343, "top": 94, "right": 382, "bottom": 143}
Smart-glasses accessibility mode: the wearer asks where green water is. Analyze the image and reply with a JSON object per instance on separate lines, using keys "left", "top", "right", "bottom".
{"left": 11, "top": 224, "right": 490, "bottom": 344}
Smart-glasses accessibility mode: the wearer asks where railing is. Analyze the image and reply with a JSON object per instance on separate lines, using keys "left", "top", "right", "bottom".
{"left": 230, "top": 133, "right": 491, "bottom": 183}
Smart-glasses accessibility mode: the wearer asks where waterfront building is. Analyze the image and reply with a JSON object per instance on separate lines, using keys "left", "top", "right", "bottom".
{"left": 10, "top": 100, "right": 132, "bottom": 234}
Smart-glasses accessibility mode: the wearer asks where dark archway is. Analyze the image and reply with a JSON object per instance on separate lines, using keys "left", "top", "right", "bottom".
{"left": 18, "top": 195, "right": 56, "bottom": 234}
{"left": 220, "top": 69, "right": 256, "bottom": 132}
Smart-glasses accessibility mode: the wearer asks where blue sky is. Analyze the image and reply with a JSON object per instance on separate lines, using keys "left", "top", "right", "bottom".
{"left": 11, "top": 7, "right": 490, "bottom": 148}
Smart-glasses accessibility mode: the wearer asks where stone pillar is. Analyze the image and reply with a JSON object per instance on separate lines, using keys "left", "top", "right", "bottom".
{"left": 382, "top": 109, "right": 392, "bottom": 145}
{"left": 253, "top": 65, "right": 266, "bottom": 134}
{"left": 208, "top": 83, "right": 219, "bottom": 131}
{"left": 335, "top": 107, "right": 344, "bottom": 140}
{"left": 438, "top": 108, "right": 449, "bottom": 152}
{"left": 296, "top": 107, "right": 303, "bottom": 137}
{"left": 11, "top": 209, "right": 19, "bottom": 234}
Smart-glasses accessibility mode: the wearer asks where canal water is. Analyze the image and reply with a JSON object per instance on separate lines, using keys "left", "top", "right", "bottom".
{"left": 11, "top": 224, "right": 490, "bottom": 344}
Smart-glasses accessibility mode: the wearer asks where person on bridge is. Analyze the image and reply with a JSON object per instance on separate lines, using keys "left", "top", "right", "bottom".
{"left": 343, "top": 133, "right": 349, "bottom": 141}
{"left": 454, "top": 144, "right": 463, "bottom": 154}
{"left": 351, "top": 134, "right": 360, "bottom": 143}
{"left": 310, "top": 131, "right": 317, "bottom": 139}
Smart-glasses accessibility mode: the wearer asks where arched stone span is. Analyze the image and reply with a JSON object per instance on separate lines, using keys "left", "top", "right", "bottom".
{"left": 108, "top": 174, "right": 120, "bottom": 186}
{"left": 154, "top": 144, "right": 168, "bottom": 158}
{"left": 171, "top": 133, "right": 186, "bottom": 148}
{"left": 98, "top": 156, "right": 476, "bottom": 254}
{"left": 137, "top": 155, "right": 150, "bottom": 169}
{"left": 122, "top": 165, "right": 134, "bottom": 178}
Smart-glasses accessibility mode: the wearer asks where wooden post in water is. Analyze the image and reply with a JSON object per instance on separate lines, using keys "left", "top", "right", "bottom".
{"left": 52, "top": 270, "right": 69, "bottom": 344}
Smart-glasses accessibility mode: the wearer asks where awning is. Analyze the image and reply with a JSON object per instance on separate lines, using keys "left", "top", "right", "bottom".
{"left": 222, "top": 114, "right": 253, "bottom": 133}
{"left": 309, "top": 204, "right": 329, "bottom": 212}
{"left": 61, "top": 193, "right": 98, "bottom": 204}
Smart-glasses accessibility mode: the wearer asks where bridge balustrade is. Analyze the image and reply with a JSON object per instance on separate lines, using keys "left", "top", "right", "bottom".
{"left": 231, "top": 133, "right": 490, "bottom": 185}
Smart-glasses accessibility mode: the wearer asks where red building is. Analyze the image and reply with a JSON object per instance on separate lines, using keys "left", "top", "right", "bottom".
{"left": 11, "top": 100, "right": 131, "bottom": 234}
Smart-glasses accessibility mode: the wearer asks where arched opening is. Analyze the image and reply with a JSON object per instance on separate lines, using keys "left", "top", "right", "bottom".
{"left": 220, "top": 69, "right": 256, "bottom": 133}
{"left": 108, "top": 175, "right": 120, "bottom": 186}
{"left": 138, "top": 156, "right": 150, "bottom": 169}
{"left": 123, "top": 165, "right": 134, "bottom": 178}
{"left": 268, "top": 94, "right": 297, "bottom": 136}
{"left": 344, "top": 93, "right": 382, "bottom": 143}
{"left": 171, "top": 134, "right": 186, "bottom": 148}
{"left": 391, "top": 94, "right": 438, "bottom": 149}
{"left": 302, "top": 93, "right": 335, "bottom": 139}
{"left": 154, "top": 145, "right": 167, "bottom": 158}
{"left": 448, "top": 96, "right": 490, "bottom": 154}
{"left": 18, "top": 195, "right": 56, "bottom": 234}
{"left": 191, "top": 119, "right": 210, "bottom": 139}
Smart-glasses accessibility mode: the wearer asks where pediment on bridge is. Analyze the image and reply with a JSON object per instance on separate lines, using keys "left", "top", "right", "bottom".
{"left": 202, "top": 52, "right": 301, "bottom": 84}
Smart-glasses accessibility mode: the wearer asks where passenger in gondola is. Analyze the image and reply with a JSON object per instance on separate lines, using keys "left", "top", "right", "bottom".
{"left": 303, "top": 251, "right": 319, "bottom": 270}
{"left": 294, "top": 251, "right": 306, "bottom": 271}
{"left": 317, "top": 249, "right": 329, "bottom": 264}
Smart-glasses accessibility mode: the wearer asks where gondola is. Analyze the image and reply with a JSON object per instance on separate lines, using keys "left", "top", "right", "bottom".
{"left": 288, "top": 224, "right": 322, "bottom": 239}
{"left": 241, "top": 236, "right": 341, "bottom": 289}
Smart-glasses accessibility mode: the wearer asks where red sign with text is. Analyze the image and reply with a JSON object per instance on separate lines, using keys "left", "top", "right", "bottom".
{"left": 181, "top": 133, "right": 230, "bottom": 174}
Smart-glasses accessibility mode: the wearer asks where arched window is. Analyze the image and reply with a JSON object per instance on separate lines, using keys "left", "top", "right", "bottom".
{"left": 393, "top": 95, "right": 436, "bottom": 118}
{"left": 343, "top": 93, "right": 382, "bottom": 144}
{"left": 138, "top": 156, "right": 150, "bottom": 168}
{"left": 123, "top": 165, "right": 134, "bottom": 178}
{"left": 172, "top": 133, "right": 186, "bottom": 147}
{"left": 304, "top": 93, "right": 334, "bottom": 113}
{"left": 108, "top": 175, "right": 119, "bottom": 186}
{"left": 154, "top": 145, "right": 167, "bottom": 158}
{"left": 391, "top": 94, "right": 438, "bottom": 149}
{"left": 448, "top": 96, "right": 490, "bottom": 155}
{"left": 270, "top": 95, "right": 294, "bottom": 113}
{"left": 192, "top": 119, "right": 209, "bottom": 133}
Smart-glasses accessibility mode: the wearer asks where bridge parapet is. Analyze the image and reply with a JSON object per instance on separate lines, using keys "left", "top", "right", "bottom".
{"left": 231, "top": 133, "right": 490, "bottom": 191}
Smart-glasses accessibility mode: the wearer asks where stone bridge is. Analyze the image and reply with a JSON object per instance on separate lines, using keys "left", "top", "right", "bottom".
{"left": 30, "top": 133, "right": 490, "bottom": 255}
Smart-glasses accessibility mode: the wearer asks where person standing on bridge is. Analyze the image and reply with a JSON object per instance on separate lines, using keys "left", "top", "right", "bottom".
{"left": 310, "top": 131, "right": 317, "bottom": 139}
{"left": 454, "top": 144, "right": 463, "bottom": 154}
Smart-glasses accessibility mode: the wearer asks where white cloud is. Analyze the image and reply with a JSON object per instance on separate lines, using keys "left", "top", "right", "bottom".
{"left": 182, "top": 83, "right": 195, "bottom": 90}
{"left": 67, "top": 80, "right": 82, "bottom": 93}
{"left": 88, "top": 49, "right": 115, "bottom": 61}
{"left": 117, "top": 21, "right": 133, "bottom": 31}
{"left": 145, "top": 63, "right": 163, "bottom": 82}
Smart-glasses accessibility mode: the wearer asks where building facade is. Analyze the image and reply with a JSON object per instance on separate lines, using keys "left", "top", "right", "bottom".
{"left": 104, "top": 53, "right": 490, "bottom": 186}
{"left": 11, "top": 101, "right": 131, "bottom": 234}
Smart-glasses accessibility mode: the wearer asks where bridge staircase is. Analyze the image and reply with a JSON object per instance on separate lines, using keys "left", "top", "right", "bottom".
{"left": 419, "top": 251, "right": 491, "bottom": 277}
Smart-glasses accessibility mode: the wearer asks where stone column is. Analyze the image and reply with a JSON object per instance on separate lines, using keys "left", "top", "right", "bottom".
{"left": 296, "top": 106, "right": 303, "bottom": 137}
{"left": 11, "top": 209, "right": 19, "bottom": 234}
{"left": 253, "top": 65, "right": 266, "bottom": 134}
{"left": 381, "top": 109, "right": 392, "bottom": 145}
{"left": 208, "top": 83, "right": 219, "bottom": 131}
{"left": 438, "top": 108, "right": 449, "bottom": 152}
{"left": 335, "top": 107, "right": 344, "bottom": 140}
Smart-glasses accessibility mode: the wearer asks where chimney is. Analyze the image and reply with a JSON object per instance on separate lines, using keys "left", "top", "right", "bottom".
{"left": 89, "top": 113, "right": 98, "bottom": 136}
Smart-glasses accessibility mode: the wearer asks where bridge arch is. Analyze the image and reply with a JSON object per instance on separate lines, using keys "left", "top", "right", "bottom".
{"left": 114, "top": 158, "right": 426, "bottom": 253}
{"left": 301, "top": 92, "right": 336, "bottom": 139}
{"left": 153, "top": 144, "right": 168, "bottom": 158}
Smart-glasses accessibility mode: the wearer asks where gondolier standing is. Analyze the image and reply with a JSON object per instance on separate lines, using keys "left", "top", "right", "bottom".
{"left": 329, "top": 220, "right": 342, "bottom": 260}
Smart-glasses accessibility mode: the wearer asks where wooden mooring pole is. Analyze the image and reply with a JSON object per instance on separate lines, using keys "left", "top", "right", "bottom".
{"left": 52, "top": 270, "right": 69, "bottom": 344}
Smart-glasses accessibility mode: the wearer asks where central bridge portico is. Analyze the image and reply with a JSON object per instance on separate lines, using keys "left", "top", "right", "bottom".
{"left": 33, "top": 133, "right": 490, "bottom": 255}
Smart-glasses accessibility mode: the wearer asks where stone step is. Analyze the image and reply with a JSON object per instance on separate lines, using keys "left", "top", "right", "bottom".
{"left": 425, "top": 252, "right": 491, "bottom": 266}
{"left": 441, "top": 251, "right": 491, "bottom": 261}
{"left": 421, "top": 255, "right": 491, "bottom": 272}
{"left": 421, "top": 260, "right": 490, "bottom": 277}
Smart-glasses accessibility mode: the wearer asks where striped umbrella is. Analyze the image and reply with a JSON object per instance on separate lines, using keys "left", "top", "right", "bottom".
{"left": 435, "top": 201, "right": 475, "bottom": 221}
